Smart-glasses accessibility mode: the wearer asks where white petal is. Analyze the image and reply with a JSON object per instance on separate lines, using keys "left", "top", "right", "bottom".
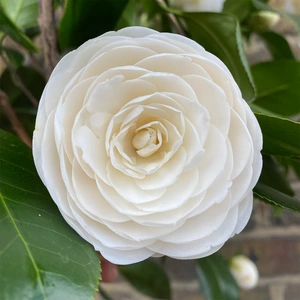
{"left": 106, "top": 161, "right": 166, "bottom": 204}
{"left": 229, "top": 108, "right": 253, "bottom": 180}
{"left": 160, "top": 192, "right": 231, "bottom": 243}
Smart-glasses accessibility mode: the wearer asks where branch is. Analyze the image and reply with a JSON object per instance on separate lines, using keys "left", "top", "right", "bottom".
{"left": 1, "top": 55, "right": 39, "bottom": 108}
{"left": 38, "top": 0, "right": 58, "bottom": 79}
{"left": 156, "top": 0, "right": 185, "bottom": 36}
{"left": 0, "top": 90, "right": 32, "bottom": 148}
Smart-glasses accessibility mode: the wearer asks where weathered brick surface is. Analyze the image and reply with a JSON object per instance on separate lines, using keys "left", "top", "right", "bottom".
{"left": 221, "top": 237, "right": 300, "bottom": 276}
{"left": 285, "top": 284, "right": 300, "bottom": 299}
{"left": 240, "top": 286, "right": 270, "bottom": 300}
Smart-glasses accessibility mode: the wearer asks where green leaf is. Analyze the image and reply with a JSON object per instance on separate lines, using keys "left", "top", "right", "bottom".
{"left": 223, "top": 0, "right": 252, "bottom": 21}
{"left": 252, "top": 61, "right": 300, "bottom": 117}
{"left": 115, "top": 0, "right": 137, "bottom": 30}
{"left": 254, "top": 183, "right": 300, "bottom": 212}
{"left": 0, "top": 130, "right": 101, "bottom": 300}
{"left": 255, "top": 113, "right": 300, "bottom": 157}
{"left": 119, "top": 259, "right": 171, "bottom": 299}
{"left": 259, "top": 155, "right": 294, "bottom": 196}
{"left": 0, "top": 0, "right": 38, "bottom": 29}
{"left": 181, "top": 12, "right": 256, "bottom": 102}
{"left": 196, "top": 254, "right": 240, "bottom": 300}
{"left": 258, "top": 31, "right": 295, "bottom": 60}
{"left": 0, "top": 7, "right": 37, "bottom": 52}
{"left": 3, "top": 47, "right": 24, "bottom": 68}
{"left": 59, "top": 0, "right": 129, "bottom": 50}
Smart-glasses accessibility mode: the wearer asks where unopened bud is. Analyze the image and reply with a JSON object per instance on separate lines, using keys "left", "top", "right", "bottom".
{"left": 248, "top": 11, "right": 280, "bottom": 32}
{"left": 229, "top": 255, "right": 259, "bottom": 290}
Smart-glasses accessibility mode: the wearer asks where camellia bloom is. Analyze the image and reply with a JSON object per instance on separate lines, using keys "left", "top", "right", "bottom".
{"left": 33, "top": 27, "right": 262, "bottom": 265}
{"left": 230, "top": 255, "right": 259, "bottom": 290}
{"left": 169, "top": 0, "right": 226, "bottom": 12}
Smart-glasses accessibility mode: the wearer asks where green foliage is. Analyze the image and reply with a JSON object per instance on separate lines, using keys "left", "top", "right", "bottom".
{"left": 0, "top": 0, "right": 38, "bottom": 29}
{"left": 258, "top": 32, "right": 295, "bottom": 60}
{"left": 254, "top": 183, "right": 300, "bottom": 212}
{"left": 223, "top": 0, "right": 252, "bottom": 21}
{"left": 252, "top": 61, "right": 300, "bottom": 117}
{"left": 59, "top": 0, "right": 129, "bottom": 50}
{"left": 0, "top": 6, "right": 37, "bottom": 52}
{"left": 177, "top": 12, "right": 256, "bottom": 101}
{"left": 196, "top": 254, "right": 240, "bottom": 300}
{"left": 116, "top": 0, "right": 137, "bottom": 29}
{"left": 259, "top": 156, "right": 294, "bottom": 196}
{"left": 0, "top": 130, "right": 101, "bottom": 300}
{"left": 255, "top": 113, "right": 300, "bottom": 157}
{"left": 119, "top": 259, "right": 171, "bottom": 299}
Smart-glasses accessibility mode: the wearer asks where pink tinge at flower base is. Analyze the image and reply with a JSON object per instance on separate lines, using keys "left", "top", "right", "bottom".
{"left": 33, "top": 27, "right": 263, "bottom": 265}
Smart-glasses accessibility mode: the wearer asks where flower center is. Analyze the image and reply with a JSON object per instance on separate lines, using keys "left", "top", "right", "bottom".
{"left": 132, "top": 128, "right": 160, "bottom": 158}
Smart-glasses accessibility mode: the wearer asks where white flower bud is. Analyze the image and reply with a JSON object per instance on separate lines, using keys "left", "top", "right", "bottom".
{"left": 230, "top": 255, "right": 259, "bottom": 290}
{"left": 248, "top": 11, "right": 280, "bottom": 32}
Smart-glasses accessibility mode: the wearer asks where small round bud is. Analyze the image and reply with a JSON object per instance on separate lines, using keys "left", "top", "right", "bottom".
{"left": 248, "top": 11, "right": 280, "bottom": 32}
{"left": 230, "top": 255, "right": 259, "bottom": 290}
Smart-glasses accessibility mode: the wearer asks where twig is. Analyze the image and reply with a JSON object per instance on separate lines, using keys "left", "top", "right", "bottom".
{"left": 38, "top": 0, "right": 58, "bottom": 80}
{"left": 0, "top": 90, "right": 32, "bottom": 147}
{"left": 156, "top": 0, "right": 185, "bottom": 36}
{"left": 1, "top": 55, "right": 39, "bottom": 108}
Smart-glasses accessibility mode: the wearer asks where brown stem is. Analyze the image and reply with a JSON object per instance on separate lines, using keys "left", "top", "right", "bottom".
{"left": 1, "top": 55, "right": 39, "bottom": 108}
{"left": 156, "top": 0, "right": 185, "bottom": 36}
{"left": 0, "top": 90, "right": 32, "bottom": 147}
{"left": 38, "top": 0, "right": 58, "bottom": 80}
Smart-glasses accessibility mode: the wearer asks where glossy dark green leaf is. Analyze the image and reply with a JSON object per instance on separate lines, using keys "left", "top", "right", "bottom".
{"left": 259, "top": 32, "right": 295, "bottom": 60}
{"left": 252, "top": 61, "right": 300, "bottom": 117}
{"left": 181, "top": 12, "right": 256, "bottom": 102}
{"left": 59, "top": 0, "right": 129, "bottom": 50}
{"left": 0, "top": 130, "right": 101, "bottom": 300}
{"left": 119, "top": 259, "right": 171, "bottom": 299}
{"left": 254, "top": 183, "right": 300, "bottom": 212}
{"left": 0, "top": 0, "right": 38, "bottom": 29}
{"left": 196, "top": 254, "right": 240, "bottom": 300}
{"left": 255, "top": 113, "right": 300, "bottom": 157}
{"left": 223, "top": 0, "right": 252, "bottom": 21}
{"left": 259, "top": 156, "right": 294, "bottom": 196}
{"left": 0, "top": 7, "right": 37, "bottom": 52}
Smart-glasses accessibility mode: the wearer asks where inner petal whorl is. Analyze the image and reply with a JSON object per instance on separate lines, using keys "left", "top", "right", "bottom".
{"left": 132, "top": 128, "right": 160, "bottom": 157}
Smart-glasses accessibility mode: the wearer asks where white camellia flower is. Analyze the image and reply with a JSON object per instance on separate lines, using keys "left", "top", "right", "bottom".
{"left": 33, "top": 26, "right": 262, "bottom": 265}
{"left": 169, "top": 0, "right": 226, "bottom": 12}
{"left": 230, "top": 255, "right": 259, "bottom": 290}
